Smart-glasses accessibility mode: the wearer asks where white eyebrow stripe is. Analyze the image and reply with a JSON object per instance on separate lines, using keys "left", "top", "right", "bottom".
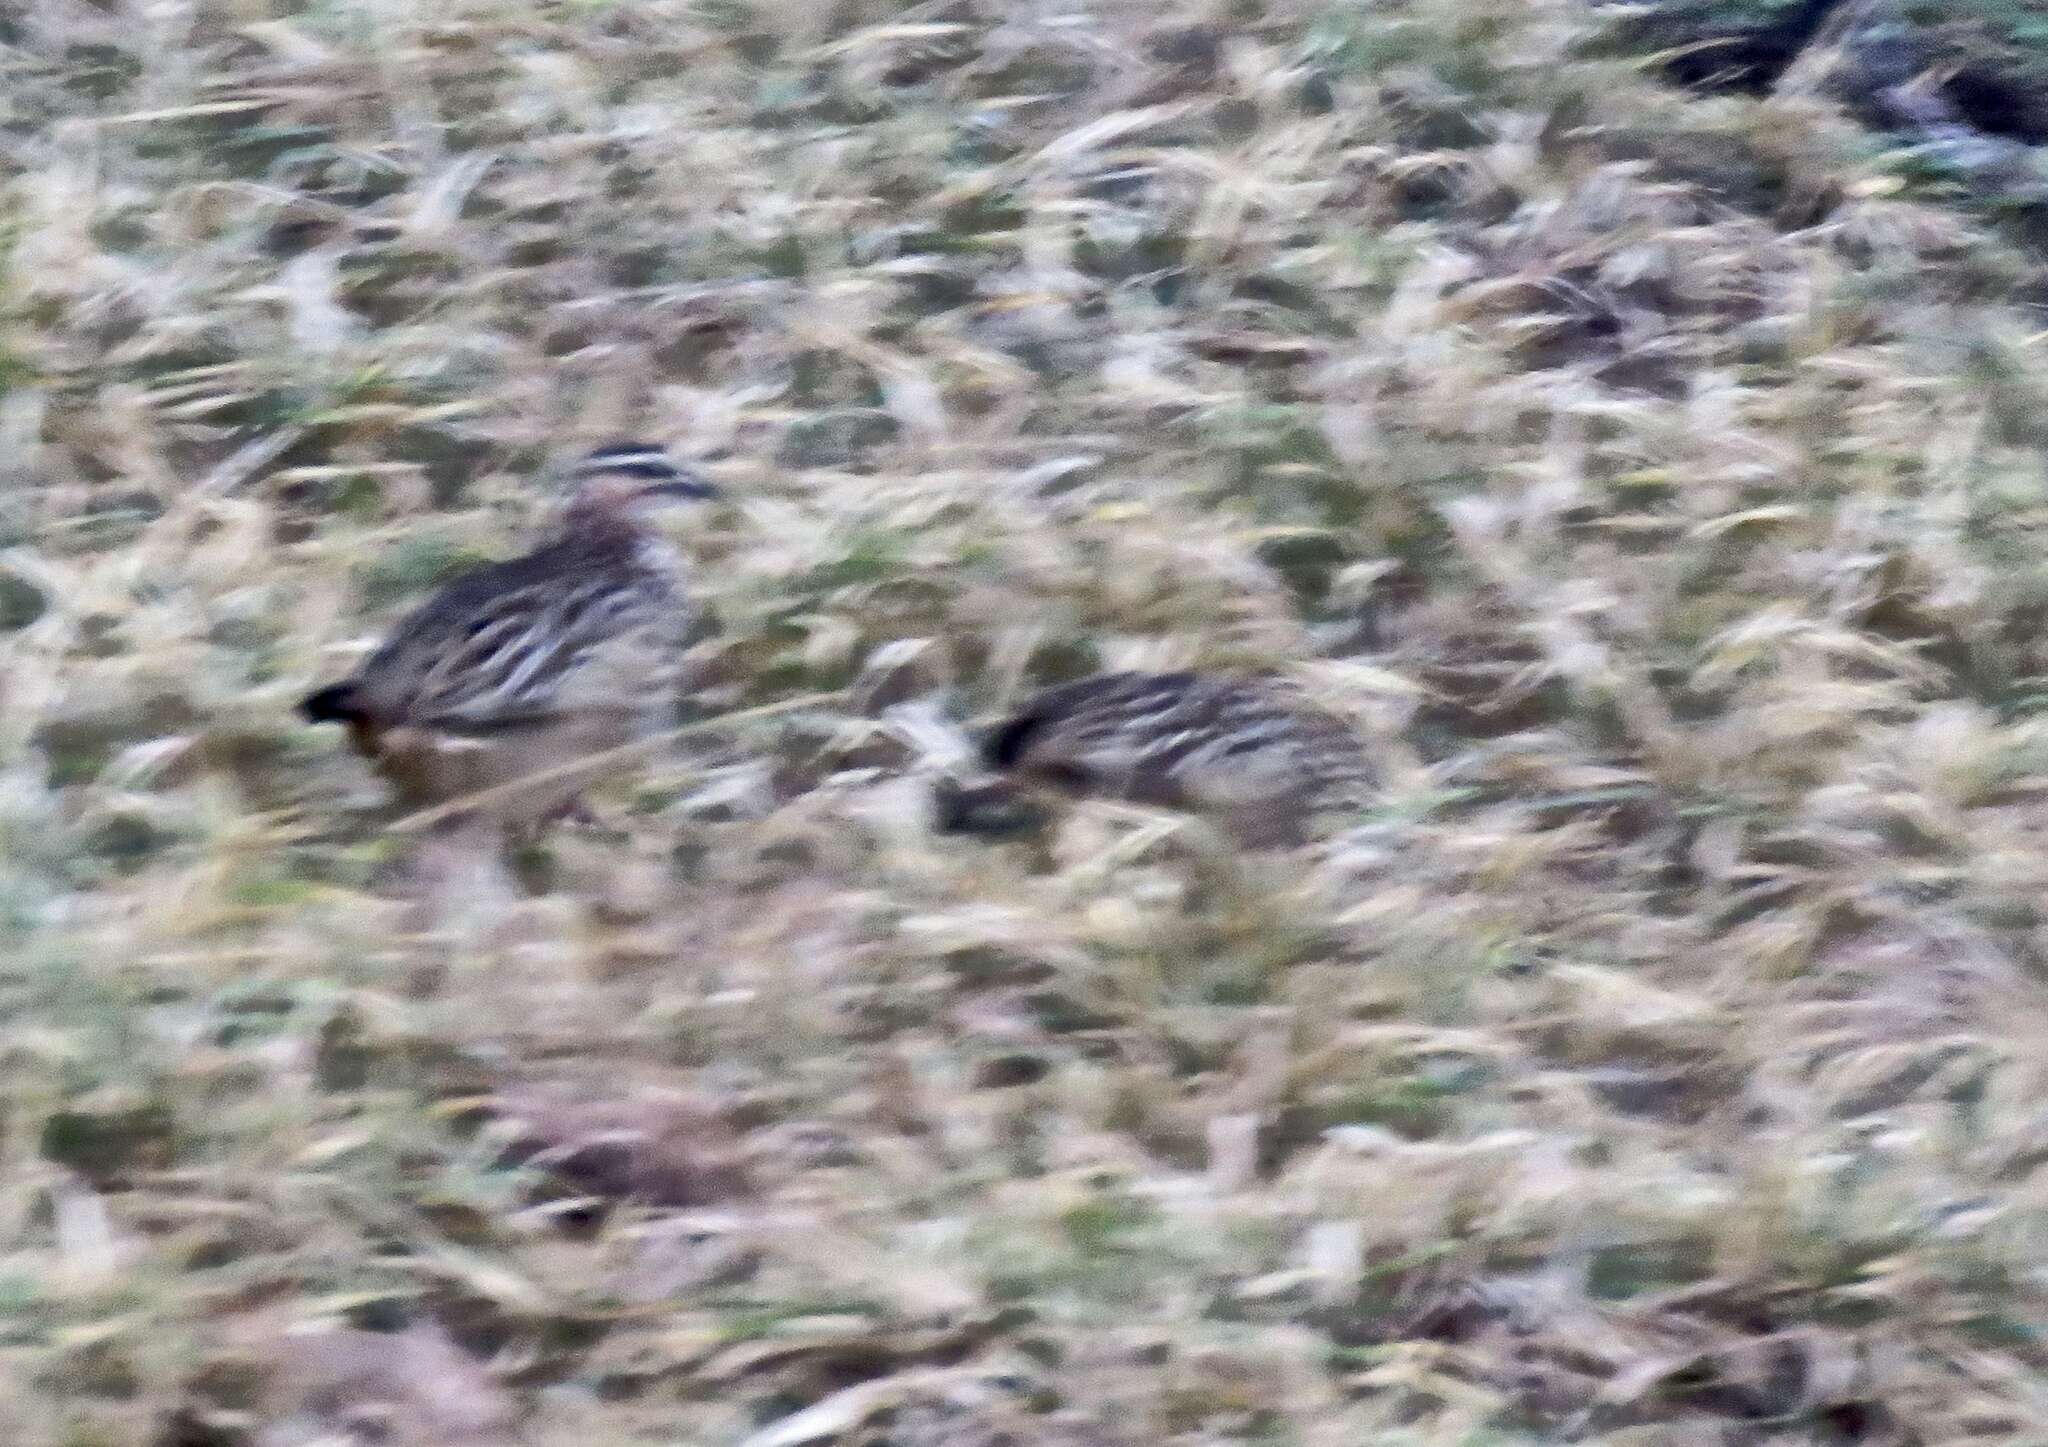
{"left": 575, "top": 451, "right": 678, "bottom": 478}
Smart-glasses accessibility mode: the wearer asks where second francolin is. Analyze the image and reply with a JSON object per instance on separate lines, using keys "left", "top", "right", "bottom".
{"left": 937, "top": 670, "right": 1374, "bottom": 848}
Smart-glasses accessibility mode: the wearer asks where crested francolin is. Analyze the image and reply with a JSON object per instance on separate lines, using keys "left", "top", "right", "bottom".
{"left": 300, "top": 442, "right": 718, "bottom": 831}
{"left": 937, "top": 669, "right": 1373, "bottom": 848}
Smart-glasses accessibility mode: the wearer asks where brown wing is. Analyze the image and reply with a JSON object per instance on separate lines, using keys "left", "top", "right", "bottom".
{"left": 351, "top": 535, "right": 683, "bottom": 733}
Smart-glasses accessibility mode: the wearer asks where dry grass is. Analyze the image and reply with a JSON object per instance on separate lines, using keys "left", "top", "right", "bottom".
{"left": 11, "top": 0, "right": 2048, "bottom": 1443}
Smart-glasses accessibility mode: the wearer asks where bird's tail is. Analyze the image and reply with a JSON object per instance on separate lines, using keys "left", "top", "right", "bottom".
{"left": 299, "top": 681, "right": 365, "bottom": 725}
{"left": 979, "top": 709, "right": 1051, "bottom": 771}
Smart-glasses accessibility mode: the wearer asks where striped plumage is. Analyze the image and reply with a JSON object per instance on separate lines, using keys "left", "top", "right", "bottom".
{"left": 945, "top": 670, "right": 1373, "bottom": 847}
{"left": 300, "top": 443, "right": 717, "bottom": 826}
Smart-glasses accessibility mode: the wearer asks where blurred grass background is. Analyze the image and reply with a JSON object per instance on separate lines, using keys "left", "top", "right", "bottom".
{"left": 14, "top": 0, "right": 2048, "bottom": 1443}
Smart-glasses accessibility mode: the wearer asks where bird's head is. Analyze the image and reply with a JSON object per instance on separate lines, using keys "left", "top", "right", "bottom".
{"left": 565, "top": 442, "right": 720, "bottom": 521}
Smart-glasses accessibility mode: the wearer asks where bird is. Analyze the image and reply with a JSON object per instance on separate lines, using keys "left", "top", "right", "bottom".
{"left": 935, "top": 670, "right": 1373, "bottom": 848}
{"left": 299, "top": 442, "right": 719, "bottom": 833}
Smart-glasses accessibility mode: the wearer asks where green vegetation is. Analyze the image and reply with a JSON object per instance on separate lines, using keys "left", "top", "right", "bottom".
{"left": 11, "top": 0, "right": 2048, "bottom": 1442}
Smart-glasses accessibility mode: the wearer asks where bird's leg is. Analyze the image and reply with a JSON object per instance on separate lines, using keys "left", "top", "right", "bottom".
{"left": 930, "top": 775, "right": 1050, "bottom": 839}
{"left": 398, "top": 813, "right": 525, "bottom": 945}
{"left": 1173, "top": 816, "right": 1258, "bottom": 917}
